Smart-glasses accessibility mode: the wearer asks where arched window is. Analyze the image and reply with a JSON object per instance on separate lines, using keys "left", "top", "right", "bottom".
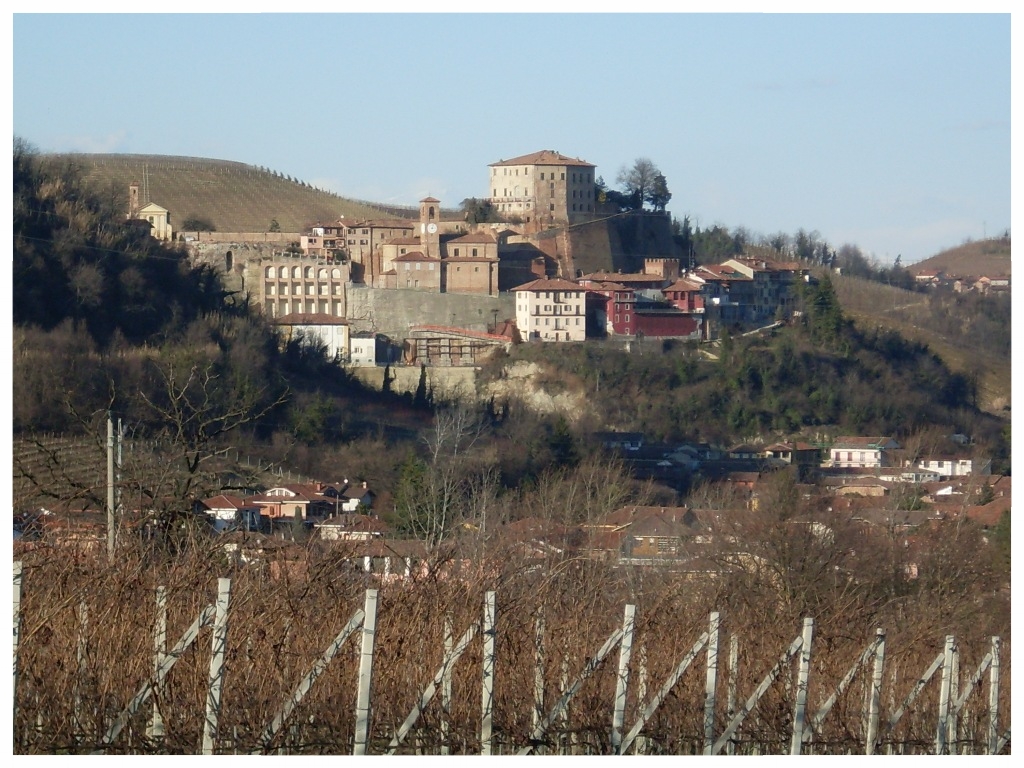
{"left": 429, "top": 206, "right": 435, "bottom": 220}
{"left": 318, "top": 268, "right": 327, "bottom": 279}
{"left": 225, "top": 251, "right": 233, "bottom": 271}
{"left": 279, "top": 266, "right": 287, "bottom": 278}
{"left": 304, "top": 266, "right": 313, "bottom": 278}
{"left": 292, "top": 266, "right": 300, "bottom": 278}
{"left": 332, "top": 268, "right": 341, "bottom": 279}
{"left": 265, "top": 266, "right": 274, "bottom": 278}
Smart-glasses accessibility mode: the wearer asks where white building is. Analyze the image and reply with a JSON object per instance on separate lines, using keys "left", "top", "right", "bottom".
{"left": 828, "top": 437, "right": 900, "bottom": 468}
{"left": 273, "top": 313, "right": 350, "bottom": 362}
{"left": 915, "top": 456, "right": 991, "bottom": 478}
{"left": 514, "top": 277, "right": 587, "bottom": 342}
{"left": 349, "top": 332, "right": 377, "bottom": 366}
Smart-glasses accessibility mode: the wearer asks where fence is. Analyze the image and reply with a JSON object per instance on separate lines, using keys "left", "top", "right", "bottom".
{"left": 12, "top": 563, "right": 1010, "bottom": 755}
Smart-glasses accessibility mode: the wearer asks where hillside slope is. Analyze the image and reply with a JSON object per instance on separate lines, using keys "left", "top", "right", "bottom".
{"left": 909, "top": 236, "right": 1011, "bottom": 277}
{"left": 831, "top": 273, "right": 1011, "bottom": 415}
{"left": 53, "top": 153, "right": 420, "bottom": 233}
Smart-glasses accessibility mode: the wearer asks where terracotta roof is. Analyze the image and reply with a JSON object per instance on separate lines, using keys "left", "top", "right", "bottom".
{"left": 448, "top": 231, "right": 496, "bottom": 244}
{"left": 693, "top": 264, "right": 752, "bottom": 281}
{"left": 490, "top": 150, "right": 594, "bottom": 167}
{"left": 581, "top": 271, "right": 666, "bottom": 283}
{"left": 965, "top": 496, "right": 1011, "bottom": 528}
{"left": 420, "top": 196, "right": 441, "bottom": 203}
{"left": 393, "top": 251, "right": 440, "bottom": 262}
{"left": 200, "top": 495, "right": 253, "bottom": 510}
{"left": 585, "top": 281, "right": 631, "bottom": 292}
{"left": 512, "top": 277, "right": 584, "bottom": 292}
{"left": 387, "top": 236, "right": 422, "bottom": 245}
{"left": 664, "top": 278, "right": 704, "bottom": 291}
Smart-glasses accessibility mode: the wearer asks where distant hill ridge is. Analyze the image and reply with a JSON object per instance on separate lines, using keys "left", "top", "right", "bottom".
{"left": 909, "top": 236, "right": 1011, "bottom": 278}
{"left": 53, "top": 153, "right": 426, "bottom": 234}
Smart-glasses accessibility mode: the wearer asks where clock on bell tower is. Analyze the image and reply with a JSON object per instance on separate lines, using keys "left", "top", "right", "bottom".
{"left": 419, "top": 196, "right": 441, "bottom": 260}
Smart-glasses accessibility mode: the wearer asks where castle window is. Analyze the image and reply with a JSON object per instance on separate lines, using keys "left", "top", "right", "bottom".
{"left": 540, "top": 173, "right": 545, "bottom": 180}
{"left": 550, "top": 203, "right": 555, "bottom": 211}
{"left": 472, "top": 248, "right": 478, "bottom": 257}
{"left": 561, "top": 173, "right": 565, "bottom": 180}
{"left": 453, "top": 248, "right": 460, "bottom": 256}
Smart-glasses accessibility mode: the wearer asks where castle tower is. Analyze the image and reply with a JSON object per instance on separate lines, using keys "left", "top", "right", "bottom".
{"left": 128, "top": 181, "right": 141, "bottom": 219}
{"left": 419, "top": 197, "right": 441, "bottom": 260}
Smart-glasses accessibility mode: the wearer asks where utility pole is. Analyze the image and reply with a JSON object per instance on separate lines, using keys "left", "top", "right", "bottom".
{"left": 107, "top": 413, "right": 115, "bottom": 561}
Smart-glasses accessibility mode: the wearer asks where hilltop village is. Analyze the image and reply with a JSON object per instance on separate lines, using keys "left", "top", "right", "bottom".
{"left": 51, "top": 149, "right": 996, "bottom": 552}
{"left": 146, "top": 150, "right": 802, "bottom": 366}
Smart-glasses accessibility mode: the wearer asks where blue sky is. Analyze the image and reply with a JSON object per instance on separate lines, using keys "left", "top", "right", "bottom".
{"left": 10, "top": 7, "right": 1013, "bottom": 265}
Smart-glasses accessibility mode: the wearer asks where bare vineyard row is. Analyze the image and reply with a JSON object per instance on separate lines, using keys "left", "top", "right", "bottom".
{"left": 12, "top": 560, "right": 1010, "bottom": 756}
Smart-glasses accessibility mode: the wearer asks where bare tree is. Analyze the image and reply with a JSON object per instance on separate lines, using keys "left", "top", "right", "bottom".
{"left": 616, "top": 157, "right": 661, "bottom": 210}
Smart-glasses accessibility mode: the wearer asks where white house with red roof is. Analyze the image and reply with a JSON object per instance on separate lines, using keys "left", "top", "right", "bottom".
{"left": 513, "top": 277, "right": 587, "bottom": 341}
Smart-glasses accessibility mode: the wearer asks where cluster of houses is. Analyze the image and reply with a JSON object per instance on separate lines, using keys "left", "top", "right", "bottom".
{"left": 912, "top": 268, "right": 1010, "bottom": 295}
{"left": 600, "top": 432, "right": 994, "bottom": 486}
{"left": 15, "top": 427, "right": 1007, "bottom": 587}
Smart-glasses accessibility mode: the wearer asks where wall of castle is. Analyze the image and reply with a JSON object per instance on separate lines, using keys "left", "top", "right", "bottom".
{"left": 180, "top": 231, "right": 300, "bottom": 244}
{"left": 345, "top": 285, "right": 515, "bottom": 340}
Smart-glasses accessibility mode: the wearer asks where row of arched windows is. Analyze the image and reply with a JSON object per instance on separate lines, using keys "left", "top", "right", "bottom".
{"left": 265, "top": 265, "right": 344, "bottom": 280}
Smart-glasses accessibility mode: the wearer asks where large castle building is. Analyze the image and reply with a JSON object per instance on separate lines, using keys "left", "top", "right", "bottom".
{"left": 487, "top": 150, "right": 597, "bottom": 232}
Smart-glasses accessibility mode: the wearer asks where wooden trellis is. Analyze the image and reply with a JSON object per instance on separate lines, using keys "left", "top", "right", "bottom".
{"left": 11, "top": 564, "right": 1011, "bottom": 755}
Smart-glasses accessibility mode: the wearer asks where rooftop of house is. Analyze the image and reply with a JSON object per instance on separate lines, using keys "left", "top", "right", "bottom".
{"left": 581, "top": 271, "right": 667, "bottom": 284}
{"left": 448, "top": 231, "right": 497, "bottom": 244}
{"left": 489, "top": 149, "right": 595, "bottom": 168}
{"left": 512, "top": 277, "right": 585, "bottom": 292}
{"left": 831, "top": 437, "right": 898, "bottom": 450}
{"left": 393, "top": 251, "right": 440, "bottom": 262}
{"left": 664, "top": 278, "right": 704, "bottom": 291}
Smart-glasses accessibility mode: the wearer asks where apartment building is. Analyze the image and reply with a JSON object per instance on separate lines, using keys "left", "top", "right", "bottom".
{"left": 514, "top": 277, "right": 587, "bottom": 342}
